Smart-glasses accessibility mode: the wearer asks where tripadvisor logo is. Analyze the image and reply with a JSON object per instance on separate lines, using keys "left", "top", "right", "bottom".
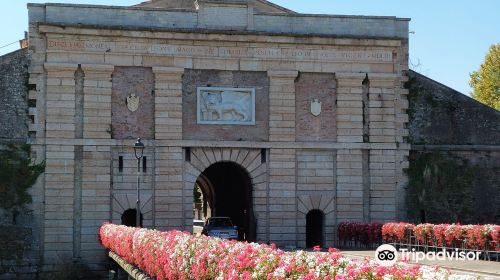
{"left": 375, "top": 244, "right": 398, "bottom": 266}
{"left": 375, "top": 244, "right": 482, "bottom": 266}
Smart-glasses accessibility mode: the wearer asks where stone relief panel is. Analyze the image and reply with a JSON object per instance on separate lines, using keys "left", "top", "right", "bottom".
{"left": 197, "top": 87, "right": 255, "bottom": 125}
{"left": 183, "top": 69, "right": 269, "bottom": 141}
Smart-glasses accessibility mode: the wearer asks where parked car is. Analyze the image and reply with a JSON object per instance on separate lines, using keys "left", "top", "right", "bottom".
{"left": 193, "top": 219, "right": 205, "bottom": 235}
{"left": 201, "top": 217, "right": 238, "bottom": 239}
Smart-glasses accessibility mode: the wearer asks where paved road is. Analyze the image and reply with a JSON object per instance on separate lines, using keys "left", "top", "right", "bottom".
{"left": 341, "top": 250, "right": 500, "bottom": 280}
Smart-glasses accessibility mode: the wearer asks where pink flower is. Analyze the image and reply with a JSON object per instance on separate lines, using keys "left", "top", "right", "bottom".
{"left": 98, "top": 223, "right": 480, "bottom": 280}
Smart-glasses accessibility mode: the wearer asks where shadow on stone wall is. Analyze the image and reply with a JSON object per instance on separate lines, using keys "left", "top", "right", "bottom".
{"left": 406, "top": 151, "right": 499, "bottom": 224}
{"left": 407, "top": 70, "right": 500, "bottom": 224}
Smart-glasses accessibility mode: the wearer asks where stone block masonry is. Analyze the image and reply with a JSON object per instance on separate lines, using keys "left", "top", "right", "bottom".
{"left": 0, "top": 49, "right": 29, "bottom": 143}
{"left": 0, "top": 2, "right": 490, "bottom": 278}
{"left": 25, "top": 0, "right": 412, "bottom": 276}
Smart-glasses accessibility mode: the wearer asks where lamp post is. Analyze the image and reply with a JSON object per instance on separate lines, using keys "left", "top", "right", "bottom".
{"left": 133, "top": 138, "right": 145, "bottom": 227}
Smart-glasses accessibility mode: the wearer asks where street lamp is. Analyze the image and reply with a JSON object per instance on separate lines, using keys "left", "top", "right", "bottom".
{"left": 133, "top": 138, "right": 145, "bottom": 227}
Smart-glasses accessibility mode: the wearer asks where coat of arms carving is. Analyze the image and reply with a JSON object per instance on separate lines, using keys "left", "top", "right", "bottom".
{"left": 310, "top": 98, "right": 322, "bottom": 117}
{"left": 126, "top": 94, "right": 140, "bottom": 112}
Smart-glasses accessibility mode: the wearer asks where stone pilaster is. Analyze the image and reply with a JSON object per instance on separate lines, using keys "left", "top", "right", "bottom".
{"left": 336, "top": 149, "right": 363, "bottom": 222}
{"left": 81, "top": 64, "right": 114, "bottom": 139}
{"left": 152, "top": 67, "right": 185, "bottom": 231}
{"left": 43, "top": 144, "right": 75, "bottom": 269}
{"left": 44, "top": 63, "right": 78, "bottom": 139}
{"left": 335, "top": 73, "right": 366, "bottom": 143}
{"left": 268, "top": 148, "right": 296, "bottom": 246}
{"left": 153, "top": 67, "right": 184, "bottom": 140}
{"left": 267, "top": 70, "right": 298, "bottom": 142}
{"left": 367, "top": 74, "right": 399, "bottom": 143}
{"left": 80, "top": 145, "right": 111, "bottom": 271}
{"left": 395, "top": 74, "right": 410, "bottom": 220}
{"left": 43, "top": 63, "right": 79, "bottom": 269}
{"left": 335, "top": 73, "right": 366, "bottom": 223}
{"left": 369, "top": 149, "right": 396, "bottom": 221}
{"left": 367, "top": 74, "right": 401, "bottom": 221}
{"left": 155, "top": 146, "right": 184, "bottom": 231}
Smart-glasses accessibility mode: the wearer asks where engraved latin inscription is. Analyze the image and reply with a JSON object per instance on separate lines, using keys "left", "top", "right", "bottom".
{"left": 47, "top": 39, "right": 394, "bottom": 63}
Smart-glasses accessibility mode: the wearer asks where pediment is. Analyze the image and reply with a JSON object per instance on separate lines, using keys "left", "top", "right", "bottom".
{"left": 134, "top": 0, "right": 197, "bottom": 9}
{"left": 134, "top": 0, "right": 295, "bottom": 13}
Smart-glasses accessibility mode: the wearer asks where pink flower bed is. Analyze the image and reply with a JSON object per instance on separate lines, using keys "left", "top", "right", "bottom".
{"left": 414, "top": 224, "right": 434, "bottom": 245}
{"left": 100, "top": 223, "right": 475, "bottom": 280}
{"left": 381, "top": 222, "right": 414, "bottom": 243}
{"left": 382, "top": 223, "right": 500, "bottom": 251}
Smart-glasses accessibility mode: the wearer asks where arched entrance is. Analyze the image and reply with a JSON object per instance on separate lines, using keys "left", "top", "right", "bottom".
{"left": 306, "top": 209, "right": 324, "bottom": 248}
{"left": 195, "top": 162, "right": 255, "bottom": 241}
{"left": 121, "top": 208, "right": 143, "bottom": 227}
{"left": 194, "top": 174, "right": 215, "bottom": 220}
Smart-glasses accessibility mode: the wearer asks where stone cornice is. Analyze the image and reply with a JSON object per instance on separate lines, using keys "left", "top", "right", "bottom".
{"left": 38, "top": 24, "right": 404, "bottom": 46}
{"left": 267, "top": 70, "right": 298, "bottom": 78}
{"left": 43, "top": 62, "right": 78, "bottom": 72}
{"left": 32, "top": 138, "right": 411, "bottom": 150}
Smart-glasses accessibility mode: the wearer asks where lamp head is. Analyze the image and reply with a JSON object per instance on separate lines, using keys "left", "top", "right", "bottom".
{"left": 134, "top": 138, "right": 145, "bottom": 159}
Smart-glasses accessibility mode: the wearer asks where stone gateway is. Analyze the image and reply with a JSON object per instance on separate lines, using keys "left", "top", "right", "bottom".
{"left": 26, "top": 0, "right": 410, "bottom": 275}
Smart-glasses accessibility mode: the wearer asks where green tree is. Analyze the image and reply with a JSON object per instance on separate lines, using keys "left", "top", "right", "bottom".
{"left": 469, "top": 44, "right": 500, "bottom": 110}
{"left": 0, "top": 145, "right": 44, "bottom": 212}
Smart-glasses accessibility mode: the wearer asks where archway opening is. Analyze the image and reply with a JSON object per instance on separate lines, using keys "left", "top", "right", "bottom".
{"left": 193, "top": 175, "right": 214, "bottom": 221}
{"left": 194, "top": 161, "right": 255, "bottom": 241}
{"left": 121, "top": 208, "right": 143, "bottom": 227}
{"left": 306, "top": 209, "right": 324, "bottom": 248}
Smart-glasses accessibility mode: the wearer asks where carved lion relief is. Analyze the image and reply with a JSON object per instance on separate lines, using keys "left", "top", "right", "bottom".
{"left": 197, "top": 87, "right": 256, "bottom": 125}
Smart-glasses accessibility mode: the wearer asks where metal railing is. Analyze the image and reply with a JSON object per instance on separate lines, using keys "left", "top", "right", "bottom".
{"left": 337, "top": 231, "right": 499, "bottom": 262}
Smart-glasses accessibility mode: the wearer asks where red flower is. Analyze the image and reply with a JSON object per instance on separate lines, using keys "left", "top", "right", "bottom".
{"left": 382, "top": 222, "right": 414, "bottom": 242}
{"left": 414, "top": 224, "right": 433, "bottom": 245}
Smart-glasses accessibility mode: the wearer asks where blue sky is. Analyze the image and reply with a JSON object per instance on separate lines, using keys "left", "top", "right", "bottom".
{"left": 1, "top": 0, "right": 499, "bottom": 95}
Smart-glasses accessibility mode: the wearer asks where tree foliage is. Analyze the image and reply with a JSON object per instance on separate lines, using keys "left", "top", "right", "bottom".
{"left": 469, "top": 44, "right": 500, "bottom": 110}
{"left": 0, "top": 144, "right": 44, "bottom": 211}
{"left": 193, "top": 185, "right": 202, "bottom": 204}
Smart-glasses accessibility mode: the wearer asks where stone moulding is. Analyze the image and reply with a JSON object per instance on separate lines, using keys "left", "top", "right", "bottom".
{"left": 197, "top": 87, "right": 256, "bottom": 125}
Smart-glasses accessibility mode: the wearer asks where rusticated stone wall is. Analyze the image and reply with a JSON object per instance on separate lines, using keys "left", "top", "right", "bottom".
{"left": 407, "top": 70, "right": 500, "bottom": 145}
{"left": 407, "top": 70, "right": 500, "bottom": 224}
{"left": 0, "top": 49, "right": 41, "bottom": 279}
{"left": 0, "top": 49, "right": 29, "bottom": 143}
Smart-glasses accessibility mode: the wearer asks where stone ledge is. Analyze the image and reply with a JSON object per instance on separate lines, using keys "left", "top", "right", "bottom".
{"left": 34, "top": 138, "right": 411, "bottom": 150}
{"left": 81, "top": 64, "right": 115, "bottom": 73}
{"left": 412, "top": 144, "right": 500, "bottom": 151}
{"left": 152, "top": 66, "right": 185, "bottom": 74}
{"left": 336, "top": 72, "right": 367, "bottom": 80}
{"left": 267, "top": 70, "right": 298, "bottom": 78}
{"left": 44, "top": 62, "right": 78, "bottom": 71}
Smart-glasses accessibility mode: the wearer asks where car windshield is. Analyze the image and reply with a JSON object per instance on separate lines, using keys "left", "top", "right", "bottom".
{"left": 209, "top": 218, "right": 232, "bottom": 227}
